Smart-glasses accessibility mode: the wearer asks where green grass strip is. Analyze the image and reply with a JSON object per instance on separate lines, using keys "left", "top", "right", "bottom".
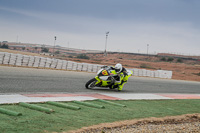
{"left": 97, "top": 99, "right": 126, "bottom": 107}
{"left": 73, "top": 101, "right": 105, "bottom": 109}
{"left": 46, "top": 101, "right": 81, "bottom": 110}
{"left": 1, "top": 99, "right": 200, "bottom": 133}
{"left": 19, "top": 102, "right": 54, "bottom": 113}
{"left": 0, "top": 107, "right": 22, "bottom": 116}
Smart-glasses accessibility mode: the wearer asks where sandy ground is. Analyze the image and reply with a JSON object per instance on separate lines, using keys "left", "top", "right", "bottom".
{"left": 68, "top": 113, "right": 200, "bottom": 133}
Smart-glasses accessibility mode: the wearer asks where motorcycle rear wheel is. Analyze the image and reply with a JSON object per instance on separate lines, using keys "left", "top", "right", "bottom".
{"left": 85, "top": 78, "right": 97, "bottom": 89}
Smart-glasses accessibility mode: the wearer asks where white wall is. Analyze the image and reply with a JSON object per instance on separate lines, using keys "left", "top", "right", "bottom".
{"left": 0, "top": 52, "right": 173, "bottom": 79}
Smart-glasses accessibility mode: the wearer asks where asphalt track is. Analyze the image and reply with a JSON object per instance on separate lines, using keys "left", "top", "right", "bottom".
{"left": 0, "top": 66, "right": 200, "bottom": 94}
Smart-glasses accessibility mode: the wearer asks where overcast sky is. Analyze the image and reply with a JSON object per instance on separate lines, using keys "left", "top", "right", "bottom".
{"left": 0, "top": 0, "right": 200, "bottom": 55}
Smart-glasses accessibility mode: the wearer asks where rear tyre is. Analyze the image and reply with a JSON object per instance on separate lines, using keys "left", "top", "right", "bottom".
{"left": 85, "top": 78, "right": 97, "bottom": 89}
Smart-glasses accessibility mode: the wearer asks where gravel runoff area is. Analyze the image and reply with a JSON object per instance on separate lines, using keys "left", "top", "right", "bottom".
{"left": 68, "top": 114, "right": 200, "bottom": 133}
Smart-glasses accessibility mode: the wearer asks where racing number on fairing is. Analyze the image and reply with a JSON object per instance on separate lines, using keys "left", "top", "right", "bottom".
{"left": 102, "top": 70, "right": 108, "bottom": 75}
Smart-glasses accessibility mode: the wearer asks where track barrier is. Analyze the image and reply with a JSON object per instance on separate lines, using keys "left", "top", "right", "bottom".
{"left": 0, "top": 52, "right": 173, "bottom": 79}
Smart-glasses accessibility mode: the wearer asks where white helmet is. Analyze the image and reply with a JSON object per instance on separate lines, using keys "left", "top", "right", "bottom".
{"left": 115, "top": 63, "right": 122, "bottom": 73}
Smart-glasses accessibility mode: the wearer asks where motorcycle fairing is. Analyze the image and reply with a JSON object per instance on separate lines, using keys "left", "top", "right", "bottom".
{"left": 91, "top": 67, "right": 133, "bottom": 88}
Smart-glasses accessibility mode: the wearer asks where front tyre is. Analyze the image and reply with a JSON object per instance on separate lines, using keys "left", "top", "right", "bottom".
{"left": 85, "top": 78, "right": 97, "bottom": 89}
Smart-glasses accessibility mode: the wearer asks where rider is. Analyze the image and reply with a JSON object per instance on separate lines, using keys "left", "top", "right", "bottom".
{"left": 111, "top": 63, "right": 129, "bottom": 91}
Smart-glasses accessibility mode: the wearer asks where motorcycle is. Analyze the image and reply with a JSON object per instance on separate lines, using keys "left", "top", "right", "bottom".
{"left": 85, "top": 66, "right": 133, "bottom": 90}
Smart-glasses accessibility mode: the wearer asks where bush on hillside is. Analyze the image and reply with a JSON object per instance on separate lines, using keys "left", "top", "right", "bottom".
{"left": 55, "top": 51, "right": 60, "bottom": 54}
{"left": 167, "top": 57, "right": 174, "bottom": 62}
{"left": 177, "top": 58, "right": 183, "bottom": 63}
{"left": 140, "top": 63, "right": 155, "bottom": 69}
{"left": 41, "top": 47, "right": 49, "bottom": 53}
{"left": 0, "top": 44, "right": 9, "bottom": 49}
{"left": 76, "top": 54, "right": 90, "bottom": 59}
{"left": 160, "top": 57, "right": 166, "bottom": 61}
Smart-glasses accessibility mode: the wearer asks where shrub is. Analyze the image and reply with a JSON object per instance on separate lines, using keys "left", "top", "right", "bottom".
{"left": 177, "top": 58, "right": 183, "bottom": 63}
{"left": 140, "top": 63, "right": 153, "bottom": 69}
{"left": 193, "top": 72, "right": 200, "bottom": 76}
{"left": 160, "top": 57, "right": 166, "bottom": 61}
{"left": 55, "top": 51, "right": 60, "bottom": 54}
{"left": 41, "top": 47, "right": 49, "bottom": 53}
{"left": 0, "top": 44, "right": 9, "bottom": 49}
{"left": 167, "top": 57, "right": 174, "bottom": 62}
{"left": 76, "top": 54, "right": 90, "bottom": 59}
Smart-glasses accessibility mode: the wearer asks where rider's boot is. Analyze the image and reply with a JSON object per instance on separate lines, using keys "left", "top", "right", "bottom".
{"left": 117, "top": 75, "right": 129, "bottom": 91}
{"left": 117, "top": 80, "right": 127, "bottom": 91}
{"left": 118, "top": 84, "right": 123, "bottom": 91}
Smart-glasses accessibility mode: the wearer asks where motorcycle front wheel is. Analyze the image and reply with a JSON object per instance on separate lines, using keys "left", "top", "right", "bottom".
{"left": 85, "top": 78, "right": 97, "bottom": 89}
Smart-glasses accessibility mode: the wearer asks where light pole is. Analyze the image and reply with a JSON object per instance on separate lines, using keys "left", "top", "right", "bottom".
{"left": 104, "top": 31, "right": 109, "bottom": 56}
{"left": 147, "top": 44, "right": 149, "bottom": 55}
{"left": 53, "top": 36, "right": 56, "bottom": 56}
{"left": 16, "top": 35, "right": 18, "bottom": 43}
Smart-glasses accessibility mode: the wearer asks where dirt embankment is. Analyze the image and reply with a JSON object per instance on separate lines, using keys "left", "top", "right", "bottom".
{"left": 68, "top": 113, "right": 200, "bottom": 133}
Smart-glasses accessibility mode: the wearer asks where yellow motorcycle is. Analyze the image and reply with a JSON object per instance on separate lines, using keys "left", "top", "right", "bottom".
{"left": 85, "top": 66, "right": 133, "bottom": 90}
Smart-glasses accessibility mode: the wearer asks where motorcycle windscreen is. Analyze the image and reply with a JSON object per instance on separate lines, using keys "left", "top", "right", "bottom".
{"left": 127, "top": 70, "right": 133, "bottom": 76}
{"left": 99, "top": 76, "right": 109, "bottom": 81}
